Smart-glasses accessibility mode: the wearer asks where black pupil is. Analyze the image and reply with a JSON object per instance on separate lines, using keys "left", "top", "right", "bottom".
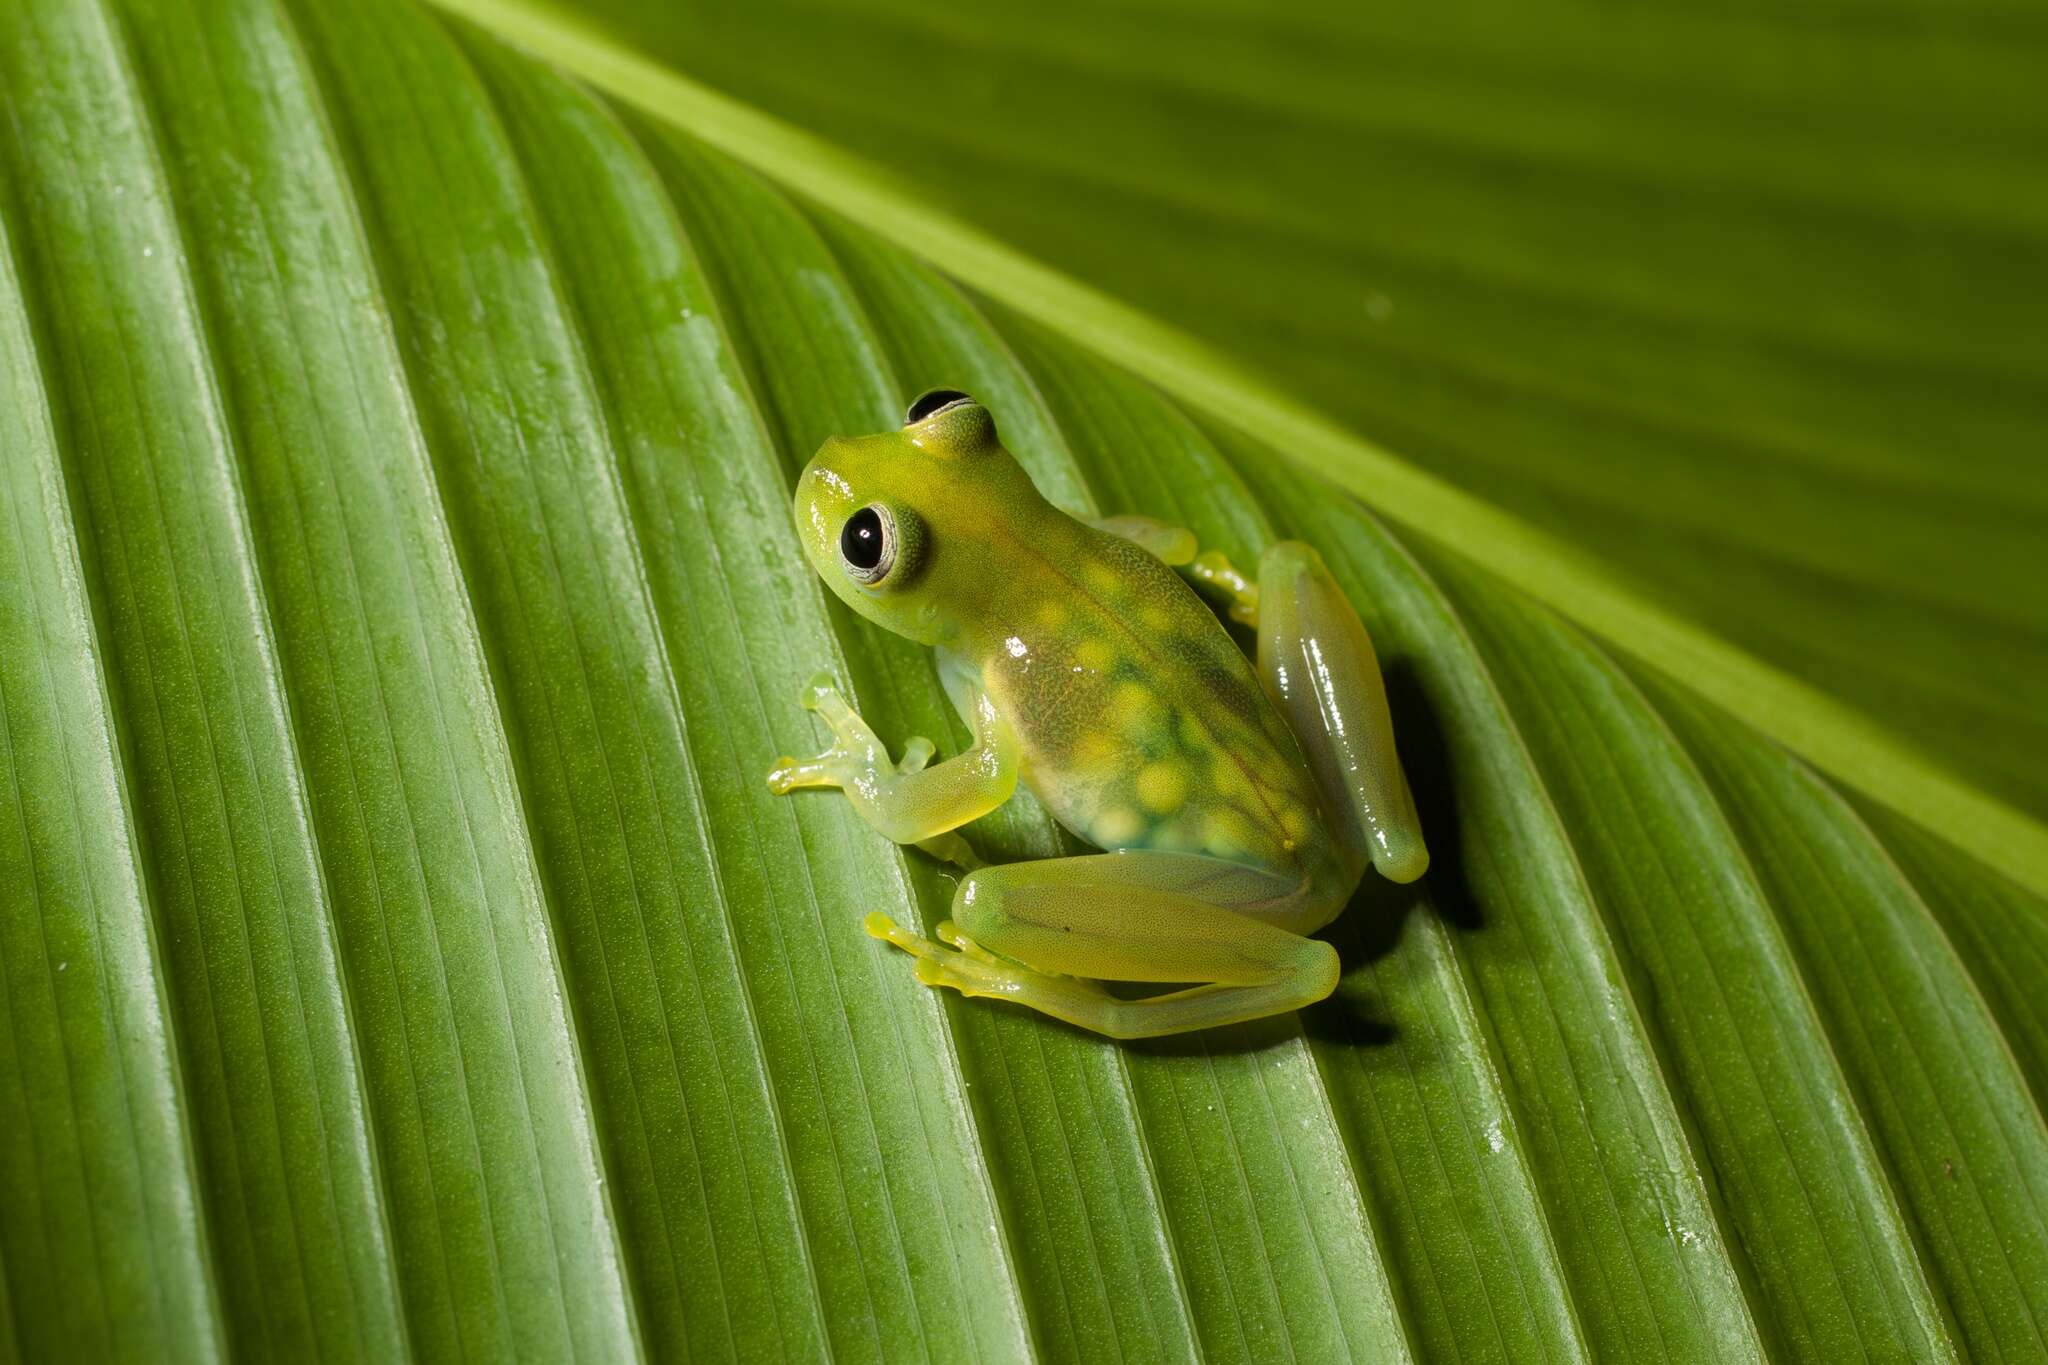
{"left": 906, "top": 388, "right": 970, "bottom": 423}
{"left": 841, "top": 508, "right": 885, "bottom": 570}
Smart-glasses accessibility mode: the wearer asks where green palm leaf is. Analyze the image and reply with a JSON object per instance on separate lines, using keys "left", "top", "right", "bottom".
{"left": 1, "top": 0, "right": 2042, "bottom": 1359}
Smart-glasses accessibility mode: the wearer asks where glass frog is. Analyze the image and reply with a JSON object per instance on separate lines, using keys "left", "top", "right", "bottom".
{"left": 768, "top": 389, "right": 1428, "bottom": 1038}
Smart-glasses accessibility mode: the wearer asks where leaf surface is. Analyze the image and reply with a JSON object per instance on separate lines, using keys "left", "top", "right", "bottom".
{"left": 2, "top": 2, "right": 2044, "bottom": 1360}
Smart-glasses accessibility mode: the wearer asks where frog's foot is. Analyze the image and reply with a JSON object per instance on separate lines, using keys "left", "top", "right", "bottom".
{"left": 863, "top": 911, "right": 950, "bottom": 961}
{"left": 1189, "top": 551, "right": 1261, "bottom": 627}
{"left": 766, "top": 672, "right": 934, "bottom": 794}
{"left": 934, "top": 919, "right": 1010, "bottom": 967}
{"left": 865, "top": 913, "right": 1107, "bottom": 1013}
{"left": 866, "top": 912, "right": 1032, "bottom": 990}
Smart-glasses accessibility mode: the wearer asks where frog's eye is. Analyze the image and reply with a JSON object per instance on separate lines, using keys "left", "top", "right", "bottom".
{"left": 905, "top": 388, "right": 974, "bottom": 424}
{"left": 840, "top": 504, "right": 897, "bottom": 583}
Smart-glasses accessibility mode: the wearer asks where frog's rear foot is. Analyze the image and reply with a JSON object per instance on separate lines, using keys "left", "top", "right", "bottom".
{"left": 864, "top": 912, "right": 1096, "bottom": 1009}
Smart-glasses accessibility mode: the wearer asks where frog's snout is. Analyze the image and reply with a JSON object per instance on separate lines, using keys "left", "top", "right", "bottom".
{"left": 801, "top": 439, "right": 854, "bottom": 489}
{"left": 792, "top": 453, "right": 852, "bottom": 570}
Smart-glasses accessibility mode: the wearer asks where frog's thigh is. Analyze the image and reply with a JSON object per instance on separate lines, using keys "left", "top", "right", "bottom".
{"left": 949, "top": 851, "right": 1339, "bottom": 1038}
{"left": 1256, "top": 541, "right": 1429, "bottom": 884}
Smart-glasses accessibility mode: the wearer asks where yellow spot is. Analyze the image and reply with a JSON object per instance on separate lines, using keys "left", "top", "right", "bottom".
{"left": 1136, "top": 761, "right": 1189, "bottom": 814}
{"left": 1140, "top": 604, "right": 1173, "bottom": 634}
{"left": 1281, "top": 805, "right": 1315, "bottom": 844}
{"left": 1211, "top": 754, "right": 1248, "bottom": 797}
{"left": 1085, "top": 563, "right": 1121, "bottom": 594}
{"left": 1071, "top": 730, "right": 1118, "bottom": 767}
{"left": 1094, "top": 806, "right": 1144, "bottom": 848}
{"left": 1203, "top": 809, "right": 1255, "bottom": 858}
{"left": 1138, "top": 757, "right": 1187, "bottom": 810}
{"left": 1110, "top": 682, "right": 1158, "bottom": 735}
{"left": 1074, "top": 637, "right": 1115, "bottom": 671}
{"left": 1035, "top": 600, "right": 1069, "bottom": 630}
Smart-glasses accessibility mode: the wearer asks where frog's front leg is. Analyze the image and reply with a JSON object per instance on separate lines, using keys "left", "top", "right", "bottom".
{"left": 767, "top": 671, "right": 1016, "bottom": 866}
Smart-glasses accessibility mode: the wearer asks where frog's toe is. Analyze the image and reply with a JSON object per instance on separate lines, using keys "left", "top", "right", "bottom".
{"left": 766, "top": 747, "right": 849, "bottom": 794}
{"left": 870, "top": 914, "right": 1006, "bottom": 996}
{"left": 799, "top": 671, "right": 839, "bottom": 710}
{"left": 911, "top": 952, "right": 993, "bottom": 999}
{"left": 935, "top": 920, "right": 1008, "bottom": 968}
{"left": 911, "top": 949, "right": 1039, "bottom": 1004}
{"left": 863, "top": 911, "right": 944, "bottom": 958}
{"left": 1189, "top": 550, "right": 1261, "bottom": 626}
{"left": 898, "top": 735, "right": 935, "bottom": 774}
{"left": 869, "top": 910, "right": 1065, "bottom": 1008}
{"left": 765, "top": 755, "right": 805, "bottom": 793}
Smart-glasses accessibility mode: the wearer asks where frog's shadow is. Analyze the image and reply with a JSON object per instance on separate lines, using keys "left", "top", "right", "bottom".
{"left": 1135, "top": 661, "right": 1480, "bottom": 1058}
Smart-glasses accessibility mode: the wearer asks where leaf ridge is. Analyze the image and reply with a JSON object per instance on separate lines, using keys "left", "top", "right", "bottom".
{"left": 1631, "top": 667, "right": 2048, "bottom": 1358}
{"left": 430, "top": 25, "right": 748, "bottom": 1355}
{"left": 0, "top": 128, "right": 224, "bottom": 1358}
{"left": 82, "top": 2, "right": 424, "bottom": 1352}
{"left": 317, "top": 20, "right": 573, "bottom": 1353}
{"left": 624, "top": 129, "right": 905, "bottom": 1360}
{"left": 582, "top": 127, "right": 853, "bottom": 1361}
{"left": 1372, "top": 528, "right": 1766, "bottom": 1361}
{"left": 229, "top": 2, "right": 645, "bottom": 1352}
{"left": 1507, "top": 587, "right": 1960, "bottom": 1357}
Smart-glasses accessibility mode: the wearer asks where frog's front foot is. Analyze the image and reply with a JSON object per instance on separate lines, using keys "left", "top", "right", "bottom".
{"left": 765, "top": 672, "right": 933, "bottom": 793}
{"left": 764, "top": 751, "right": 835, "bottom": 794}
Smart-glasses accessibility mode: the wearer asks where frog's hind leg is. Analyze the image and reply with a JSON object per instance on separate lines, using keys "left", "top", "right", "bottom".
{"left": 867, "top": 850, "right": 1341, "bottom": 1039}
{"left": 1254, "top": 542, "right": 1428, "bottom": 883}
{"left": 1188, "top": 539, "right": 1427, "bottom": 882}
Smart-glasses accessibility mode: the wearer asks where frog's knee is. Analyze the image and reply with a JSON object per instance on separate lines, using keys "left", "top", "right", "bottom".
{"left": 952, "top": 872, "right": 1008, "bottom": 943}
{"left": 1258, "top": 540, "right": 1327, "bottom": 588}
{"left": 1300, "top": 936, "right": 1341, "bottom": 1002}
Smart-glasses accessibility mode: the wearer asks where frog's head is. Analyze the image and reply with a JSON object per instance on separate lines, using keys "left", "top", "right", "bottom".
{"left": 794, "top": 388, "right": 1041, "bottom": 646}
